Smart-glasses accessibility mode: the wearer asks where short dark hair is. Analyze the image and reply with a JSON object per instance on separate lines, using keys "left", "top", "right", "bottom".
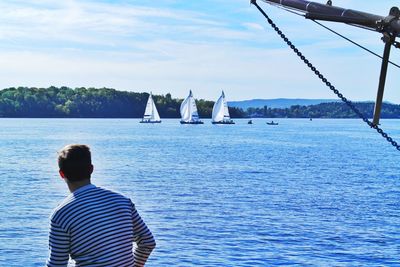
{"left": 58, "top": 144, "right": 92, "bottom": 182}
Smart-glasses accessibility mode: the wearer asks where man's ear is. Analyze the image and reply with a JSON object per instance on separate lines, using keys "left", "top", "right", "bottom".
{"left": 89, "top": 164, "right": 94, "bottom": 175}
{"left": 59, "top": 170, "right": 66, "bottom": 179}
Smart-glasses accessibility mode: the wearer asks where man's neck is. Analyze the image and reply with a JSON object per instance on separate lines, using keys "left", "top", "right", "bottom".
{"left": 67, "top": 179, "right": 91, "bottom": 193}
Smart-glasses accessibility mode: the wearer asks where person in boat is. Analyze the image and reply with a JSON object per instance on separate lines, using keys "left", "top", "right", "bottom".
{"left": 46, "top": 144, "right": 156, "bottom": 267}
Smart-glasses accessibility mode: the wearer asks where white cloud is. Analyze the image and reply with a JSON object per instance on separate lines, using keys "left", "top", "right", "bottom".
{"left": 242, "top": 22, "right": 264, "bottom": 31}
{"left": 0, "top": 0, "right": 399, "bottom": 103}
{"left": 0, "top": 38, "right": 391, "bottom": 102}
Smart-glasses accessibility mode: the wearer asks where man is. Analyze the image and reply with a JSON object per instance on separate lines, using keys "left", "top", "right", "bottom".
{"left": 46, "top": 144, "right": 156, "bottom": 267}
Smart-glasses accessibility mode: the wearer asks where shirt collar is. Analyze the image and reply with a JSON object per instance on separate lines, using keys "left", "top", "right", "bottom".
{"left": 72, "top": 184, "right": 96, "bottom": 195}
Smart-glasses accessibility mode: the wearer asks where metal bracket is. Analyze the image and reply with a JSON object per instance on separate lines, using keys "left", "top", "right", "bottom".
{"left": 377, "top": 7, "right": 400, "bottom": 35}
{"left": 390, "top": 7, "right": 400, "bottom": 18}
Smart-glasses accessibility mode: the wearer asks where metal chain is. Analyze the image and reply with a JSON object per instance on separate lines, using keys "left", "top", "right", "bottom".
{"left": 252, "top": 1, "right": 400, "bottom": 151}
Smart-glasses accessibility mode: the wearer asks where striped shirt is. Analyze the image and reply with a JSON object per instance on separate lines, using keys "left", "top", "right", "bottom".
{"left": 46, "top": 184, "right": 156, "bottom": 267}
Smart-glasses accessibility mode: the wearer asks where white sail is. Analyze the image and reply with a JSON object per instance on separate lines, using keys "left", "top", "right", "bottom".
{"left": 223, "top": 93, "right": 231, "bottom": 120}
{"left": 212, "top": 91, "right": 230, "bottom": 122}
{"left": 143, "top": 93, "right": 161, "bottom": 122}
{"left": 180, "top": 90, "right": 200, "bottom": 122}
{"left": 180, "top": 93, "right": 191, "bottom": 122}
{"left": 152, "top": 97, "right": 161, "bottom": 121}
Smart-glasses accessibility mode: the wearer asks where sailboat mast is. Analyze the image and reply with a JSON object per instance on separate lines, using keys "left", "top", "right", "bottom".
{"left": 150, "top": 93, "right": 154, "bottom": 120}
{"left": 188, "top": 91, "right": 192, "bottom": 121}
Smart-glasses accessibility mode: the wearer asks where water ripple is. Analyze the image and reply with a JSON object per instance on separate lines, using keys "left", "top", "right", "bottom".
{"left": 0, "top": 118, "right": 399, "bottom": 266}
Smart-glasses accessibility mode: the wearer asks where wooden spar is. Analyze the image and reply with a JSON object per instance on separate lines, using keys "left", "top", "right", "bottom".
{"left": 259, "top": 0, "right": 400, "bottom": 35}
{"left": 260, "top": 0, "right": 384, "bottom": 31}
{"left": 373, "top": 34, "right": 394, "bottom": 126}
{"left": 255, "top": 0, "right": 400, "bottom": 125}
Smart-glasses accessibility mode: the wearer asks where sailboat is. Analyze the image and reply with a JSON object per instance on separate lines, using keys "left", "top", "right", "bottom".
{"left": 140, "top": 92, "right": 161, "bottom": 123}
{"left": 212, "top": 91, "right": 235, "bottom": 124}
{"left": 180, "top": 90, "right": 204, "bottom": 124}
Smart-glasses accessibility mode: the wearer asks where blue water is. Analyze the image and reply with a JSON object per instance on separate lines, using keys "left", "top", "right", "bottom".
{"left": 0, "top": 118, "right": 399, "bottom": 266}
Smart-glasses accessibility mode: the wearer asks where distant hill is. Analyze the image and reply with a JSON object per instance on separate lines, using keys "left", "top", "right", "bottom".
{"left": 229, "top": 98, "right": 341, "bottom": 109}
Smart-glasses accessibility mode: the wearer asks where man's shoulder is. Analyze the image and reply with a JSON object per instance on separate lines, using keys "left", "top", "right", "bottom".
{"left": 50, "top": 194, "right": 77, "bottom": 222}
{"left": 50, "top": 185, "right": 132, "bottom": 222}
{"left": 95, "top": 186, "right": 131, "bottom": 202}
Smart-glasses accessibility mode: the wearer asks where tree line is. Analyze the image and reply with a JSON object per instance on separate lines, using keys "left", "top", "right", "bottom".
{"left": 0, "top": 87, "right": 245, "bottom": 118}
{"left": 247, "top": 102, "right": 400, "bottom": 119}
{"left": 0, "top": 87, "right": 399, "bottom": 118}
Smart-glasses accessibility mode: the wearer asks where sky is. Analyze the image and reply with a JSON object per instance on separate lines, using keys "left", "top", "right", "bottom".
{"left": 0, "top": 0, "right": 400, "bottom": 102}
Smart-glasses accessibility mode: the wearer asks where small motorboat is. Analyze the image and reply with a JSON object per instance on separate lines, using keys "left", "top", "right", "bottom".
{"left": 248, "top": 120, "right": 253, "bottom": 124}
{"left": 266, "top": 121, "right": 278, "bottom": 125}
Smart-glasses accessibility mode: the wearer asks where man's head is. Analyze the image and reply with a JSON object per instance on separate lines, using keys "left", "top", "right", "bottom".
{"left": 58, "top": 144, "right": 93, "bottom": 182}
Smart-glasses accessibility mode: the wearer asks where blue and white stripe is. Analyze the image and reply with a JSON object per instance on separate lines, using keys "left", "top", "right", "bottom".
{"left": 46, "top": 184, "right": 155, "bottom": 267}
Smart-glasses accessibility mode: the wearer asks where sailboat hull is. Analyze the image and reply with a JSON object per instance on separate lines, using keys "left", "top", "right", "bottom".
{"left": 212, "top": 121, "right": 235, "bottom": 125}
{"left": 140, "top": 120, "right": 162, "bottom": 124}
{"left": 180, "top": 121, "right": 204, "bottom": 124}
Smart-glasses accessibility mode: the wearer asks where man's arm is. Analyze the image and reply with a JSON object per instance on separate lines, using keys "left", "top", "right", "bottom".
{"left": 131, "top": 202, "right": 156, "bottom": 267}
{"left": 46, "top": 220, "right": 70, "bottom": 267}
